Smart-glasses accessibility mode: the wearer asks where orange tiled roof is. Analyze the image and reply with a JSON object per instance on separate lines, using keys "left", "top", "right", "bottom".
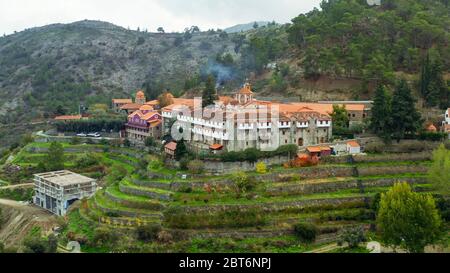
{"left": 162, "top": 98, "right": 196, "bottom": 111}
{"left": 347, "top": 141, "right": 360, "bottom": 148}
{"left": 54, "top": 115, "right": 82, "bottom": 121}
{"left": 141, "top": 111, "right": 160, "bottom": 121}
{"left": 149, "top": 120, "right": 162, "bottom": 128}
{"left": 165, "top": 142, "right": 177, "bottom": 151}
{"left": 139, "top": 105, "right": 154, "bottom": 111}
{"left": 345, "top": 104, "right": 365, "bottom": 111}
{"left": 145, "top": 100, "right": 159, "bottom": 106}
{"left": 306, "top": 147, "right": 322, "bottom": 153}
{"left": 120, "top": 103, "right": 142, "bottom": 111}
{"left": 427, "top": 124, "right": 437, "bottom": 132}
{"left": 112, "top": 99, "right": 133, "bottom": 104}
{"left": 210, "top": 144, "right": 224, "bottom": 150}
{"left": 320, "top": 146, "right": 332, "bottom": 151}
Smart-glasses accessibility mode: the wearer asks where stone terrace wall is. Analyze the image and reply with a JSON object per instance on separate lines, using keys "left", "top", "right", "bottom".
{"left": 202, "top": 156, "right": 291, "bottom": 174}
{"left": 182, "top": 197, "right": 368, "bottom": 213}
{"left": 357, "top": 165, "right": 428, "bottom": 176}
{"left": 266, "top": 177, "right": 427, "bottom": 196}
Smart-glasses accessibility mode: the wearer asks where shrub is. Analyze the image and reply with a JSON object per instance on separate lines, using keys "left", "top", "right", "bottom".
{"left": 108, "top": 164, "right": 127, "bottom": 182}
{"left": 148, "top": 160, "right": 164, "bottom": 171}
{"left": 136, "top": 224, "right": 162, "bottom": 242}
{"left": 338, "top": 226, "right": 366, "bottom": 248}
{"left": 157, "top": 230, "right": 173, "bottom": 244}
{"left": 418, "top": 132, "right": 446, "bottom": 141}
{"left": 245, "top": 148, "right": 259, "bottom": 163}
{"left": 232, "top": 172, "right": 257, "bottom": 194}
{"left": 187, "top": 160, "right": 205, "bottom": 174}
{"left": 364, "top": 142, "right": 385, "bottom": 154}
{"left": 293, "top": 223, "right": 318, "bottom": 243}
{"left": 0, "top": 208, "right": 3, "bottom": 228}
{"left": 145, "top": 137, "right": 156, "bottom": 147}
{"left": 255, "top": 162, "right": 267, "bottom": 174}
{"left": 75, "top": 153, "right": 101, "bottom": 169}
{"left": 179, "top": 157, "right": 190, "bottom": 171}
{"left": 71, "top": 137, "right": 82, "bottom": 145}
{"left": 92, "top": 227, "right": 120, "bottom": 247}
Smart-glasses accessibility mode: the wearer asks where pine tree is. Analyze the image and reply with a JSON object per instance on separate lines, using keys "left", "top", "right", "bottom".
{"left": 370, "top": 85, "right": 392, "bottom": 140}
{"left": 202, "top": 75, "right": 217, "bottom": 108}
{"left": 391, "top": 80, "right": 422, "bottom": 141}
{"left": 430, "top": 59, "right": 450, "bottom": 110}
{"left": 420, "top": 53, "right": 449, "bottom": 109}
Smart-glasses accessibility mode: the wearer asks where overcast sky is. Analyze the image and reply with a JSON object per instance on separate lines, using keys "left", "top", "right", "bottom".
{"left": 0, "top": 0, "right": 322, "bottom": 35}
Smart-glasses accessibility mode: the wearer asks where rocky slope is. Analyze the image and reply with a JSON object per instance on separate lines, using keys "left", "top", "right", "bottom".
{"left": 0, "top": 20, "right": 242, "bottom": 116}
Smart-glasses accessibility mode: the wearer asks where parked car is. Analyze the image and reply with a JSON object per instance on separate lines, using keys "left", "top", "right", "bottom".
{"left": 76, "top": 133, "right": 87, "bottom": 137}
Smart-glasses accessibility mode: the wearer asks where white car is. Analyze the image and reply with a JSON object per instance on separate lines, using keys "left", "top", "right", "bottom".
{"left": 88, "top": 133, "right": 101, "bottom": 137}
{"left": 76, "top": 133, "right": 87, "bottom": 137}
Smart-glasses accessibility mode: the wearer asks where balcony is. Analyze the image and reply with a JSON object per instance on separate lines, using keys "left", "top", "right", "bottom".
{"left": 238, "top": 124, "right": 254, "bottom": 130}
{"left": 258, "top": 123, "right": 272, "bottom": 129}
{"left": 316, "top": 121, "right": 331, "bottom": 128}
{"left": 278, "top": 122, "right": 291, "bottom": 129}
{"left": 162, "top": 112, "right": 173, "bottom": 118}
{"left": 296, "top": 122, "right": 309, "bottom": 128}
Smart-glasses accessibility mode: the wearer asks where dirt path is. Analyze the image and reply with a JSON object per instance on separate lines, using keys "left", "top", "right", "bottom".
{"left": 0, "top": 198, "right": 60, "bottom": 249}
{"left": 0, "top": 183, "right": 34, "bottom": 190}
{"left": 304, "top": 243, "right": 342, "bottom": 253}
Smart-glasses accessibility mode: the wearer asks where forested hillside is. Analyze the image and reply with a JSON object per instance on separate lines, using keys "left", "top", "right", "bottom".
{"left": 285, "top": 0, "right": 449, "bottom": 106}
{"left": 0, "top": 0, "right": 449, "bottom": 150}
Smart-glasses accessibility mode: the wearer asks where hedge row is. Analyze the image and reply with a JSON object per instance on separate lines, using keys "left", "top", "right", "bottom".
{"left": 202, "top": 145, "right": 298, "bottom": 163}
{"left": 55, "top": 118, "right": 126, "bottom": 133}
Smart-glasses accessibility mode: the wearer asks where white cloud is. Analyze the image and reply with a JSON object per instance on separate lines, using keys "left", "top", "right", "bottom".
{"left": 0, "top": 0, "right": 321, "bottom": 35}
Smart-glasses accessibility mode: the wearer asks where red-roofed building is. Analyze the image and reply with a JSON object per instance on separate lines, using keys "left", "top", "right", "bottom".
{"left": 125, "top": 109, "right": 162, "bottom": 145}
{"left": 346, "top": 141, "right": 361, "bottom": 154}
{"left": 164, "top": 142, "right": 177, "bottom": 158}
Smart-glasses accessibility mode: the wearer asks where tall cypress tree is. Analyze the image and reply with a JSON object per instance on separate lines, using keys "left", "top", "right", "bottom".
{"left": 391, "top": 79, "right": 422, "bottom": 142}
{"left": 202, "top": 75, "right": 218, "bottom": 108}
{"left": 419, "top": 53, "right": 432, "bottom": 106}
{"left": 370, "top": 85, "right": 392, "bottom": 140}
{"left": 175, "top": 138, "right": 188, "bottom": 161}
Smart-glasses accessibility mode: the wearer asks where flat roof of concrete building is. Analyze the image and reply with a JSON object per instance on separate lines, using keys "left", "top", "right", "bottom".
{"left": 34, "top": 170, "right": 96, "bottom": 186}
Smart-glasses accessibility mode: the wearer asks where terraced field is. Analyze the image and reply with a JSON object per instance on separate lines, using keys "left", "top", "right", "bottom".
{"left": 12, "top": 142, "right": 438, "bottom": 253}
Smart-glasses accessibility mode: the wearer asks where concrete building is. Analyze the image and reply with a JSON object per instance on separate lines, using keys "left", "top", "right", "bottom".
{"left": 33, "top": 171, "right": 97, "bottom": 216}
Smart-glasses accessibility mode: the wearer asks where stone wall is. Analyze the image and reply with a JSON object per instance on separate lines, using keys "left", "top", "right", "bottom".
{"left": 201, "top": 156, "right": 291, "bottom": 174}
{"left": 182, "top": 197, "right": 368, "bottom": 213}
{"left": 266, "top": 177, "right": 427, "bottom": 196}
{"left": 119, "top": 184, "right": 173, "bottom": 201}
{"left": 357, "top": 165, "right": 428, "bottom": 176}
{"left": 104, "top": 190, "right": 165, "bottom": 210}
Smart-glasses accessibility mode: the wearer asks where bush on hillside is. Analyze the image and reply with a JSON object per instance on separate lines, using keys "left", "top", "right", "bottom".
{"left": 187, "top": 160, "right": 205, "bottom": 174}
{"left": 293, "top": 223, "right": 318, "bottom": 243}
{"left": 219, "top": 145, "right": 298, "bottom": 162}
{"left": 136, "top": 224, "right": 162, "bottom": 242}
{"left": 338, "top": 226, "right": 367, "bottom": 248}
{"left": 232, "top": 172, "right": 257, "bottom": 194}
